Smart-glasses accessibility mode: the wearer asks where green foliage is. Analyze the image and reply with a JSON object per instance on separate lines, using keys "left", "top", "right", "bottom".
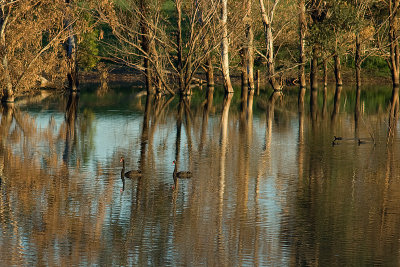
{"left": 79, "top": 29, "right": 100, "bottom": 71}
{"left": 361, "top": 56, "right": 390, "bottom": 76}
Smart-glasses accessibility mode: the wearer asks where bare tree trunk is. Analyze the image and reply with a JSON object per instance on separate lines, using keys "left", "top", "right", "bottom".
{"left": 139, "top": 0, "right": 154, "bottom": 94}
{"left": 206, "top": 50, "right": 214, "bottom": 87}
{"left": 64, "top": 0, "right": 79, "bottom": 92}
{"left": 241, "top": 50, "right": 249, "bottom": 112}
{"left": 221, "top": 0, "right": 234, "bottom": 93}
{"left": 198, "top": 0, "right": 214, "bottom": 88}
{"left": 389, "top": 0, "right": 400, "bottom": 87}
{"left": 241, "top": 77, "right": 248, "bottom": 113}
{"left": 298, "top": 0, "right": 306, "bottom": 88}
{"left": 334, "top": 40, "right": 343, "bottom": 86}
{"left": 322, "top": 85, "right": 327, "bottom": 118}
{"left": 310, "top": 46, "right": 319, "bottom": 90}
{"left": 245, "top": 0, "right": 255, "bottom": 91}
{"left": 323, "top": 58, "right": 328, "bottom": 87}
{"left": 176, "top": 0, "right": 185, "bottom": 94}
{"left": 333, "top": 55, "right": 342, "bottom": 86}
{"left": 259, "top": 0, "right": 281, "bottom": 91}
{"left": 1, "top": 7, "right": 14, "bottom": 102}
{"left": 355, "top": 34, "right": 362, "bottom": 88}
{"left": 256, "top": 69, "right": 260, "bottom": 95}
{"left": 1, "top": 55, "right": 13, "bottom": 102}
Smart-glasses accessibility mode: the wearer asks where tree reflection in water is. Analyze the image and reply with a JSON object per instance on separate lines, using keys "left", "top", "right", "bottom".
{"left": 1, "top": 85, "right": 400, "bottom": 265}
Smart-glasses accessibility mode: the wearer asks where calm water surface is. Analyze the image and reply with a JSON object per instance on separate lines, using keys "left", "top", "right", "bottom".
{"left": 0, "top": 84, "right": 400, "bottom": 266}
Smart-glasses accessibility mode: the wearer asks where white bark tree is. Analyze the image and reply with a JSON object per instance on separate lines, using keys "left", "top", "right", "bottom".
{"left": 221, "top": 0, "right": 234, "bottom": 93}
{"left": 259, "top": 0, "right": 282, "bottom": 91}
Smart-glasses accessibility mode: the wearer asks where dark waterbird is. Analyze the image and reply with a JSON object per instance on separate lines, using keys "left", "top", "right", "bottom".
{"left": 358, "top": 138, "right": 368, "bottom": 145}
{"left": 333, "top": 136, "right": 343, "bottom": 141}
{"left": 173, "top": 160, "right": 192, "bottom": 179}
{"left": 120, "top": 156, "right": 142, "bottom": 179}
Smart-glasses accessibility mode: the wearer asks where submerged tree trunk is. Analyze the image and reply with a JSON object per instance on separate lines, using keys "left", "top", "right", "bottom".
{"left": 259, "top": 0, "right": 281, "bottom": 91}
{"left": 323, "top": 58, "right": 328, "bottom": 88}
{"left": 298, "top": 0, "right": 307, "bottom": 88}
{"left": 310, "top": 46, "right": 319, "bottom": 91}
{"left": 221, "top": 0, "right": 234, "bottom": 93}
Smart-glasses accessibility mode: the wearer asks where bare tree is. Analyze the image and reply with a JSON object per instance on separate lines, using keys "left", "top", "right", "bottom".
{"left": 259, "top": 0, "right": 282, "bottom": 91}
{"left": 97, "top": 0, "right": 219, "bottom": 95}
{"left": 221, "top": 0, "right": 234, "bottom": 93}
{"left": 298, "top": 0, "right": 307, "bottom": 88}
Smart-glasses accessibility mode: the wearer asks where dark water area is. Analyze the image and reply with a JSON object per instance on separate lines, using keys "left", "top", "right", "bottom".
{"left": 1, "top": 83, "right": 400, "bottom": 266}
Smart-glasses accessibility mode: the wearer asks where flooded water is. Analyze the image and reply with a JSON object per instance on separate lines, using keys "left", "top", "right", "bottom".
{"left": 1, "top": 83, "right": 400, "bottom": 266}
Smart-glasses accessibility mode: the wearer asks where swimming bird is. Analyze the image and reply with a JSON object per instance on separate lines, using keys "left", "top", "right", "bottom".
{"left": 120, "top": 157, "right": 142, "bottom": 179}
{"left": 358, "top": 139, "right": 366, "bottom": 145}
{"left": 173, "top": 160, "right": 192, "bottom": 179}
{"left": 333, "top": 136, "right": 343, "bottom": 141}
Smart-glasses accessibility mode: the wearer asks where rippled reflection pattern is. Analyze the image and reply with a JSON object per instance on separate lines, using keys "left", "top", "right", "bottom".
{"left": 0, "top": 85, "right": 400, "bottom": 266}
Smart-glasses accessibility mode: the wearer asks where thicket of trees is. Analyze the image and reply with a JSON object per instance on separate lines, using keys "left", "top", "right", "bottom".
{"left": 1, "top": 0, "right": 400, "bottom": 102}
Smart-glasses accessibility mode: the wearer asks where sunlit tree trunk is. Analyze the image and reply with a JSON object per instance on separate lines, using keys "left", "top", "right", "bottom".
{"left": 241, "top": 50, "right": 249, "bottom": 112}
{"left": 389, "top": 0, "right": 400, "bottom": 87}
{"left": 259, "top": 0, "right": 281, "bottom": 91}
{"left": 221, "top": 0, "right": 234, "bottom": 93}
{"left": 0, "top": 7, "right": 14, "bottom": 102}
{"left": 245, "top": 0, "right": 255, "bottom": 91}
{"left": 298, "top": 0, "right": 306, "bottom": 88}
{"left": 64, "top": 0, "right": 79, "bottom": 92}
{"left": 206, "top": 50, "right": 214, "bottom": 87}
{"left": 355, "top": 34, "right": 362, "bottom": 88}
